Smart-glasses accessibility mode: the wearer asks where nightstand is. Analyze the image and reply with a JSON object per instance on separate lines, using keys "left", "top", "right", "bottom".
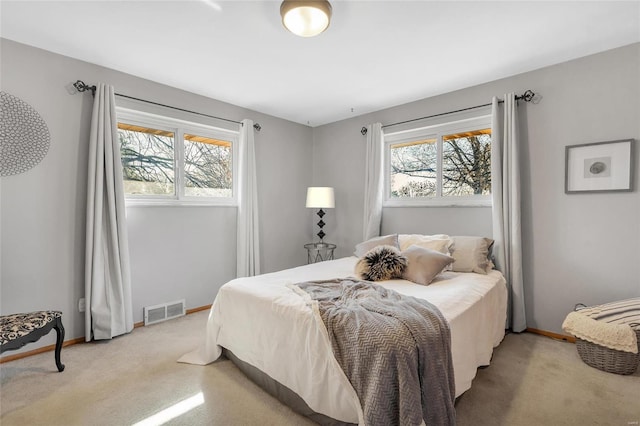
{"left": 305, "top": 242, "right": 336, "bottom": 264}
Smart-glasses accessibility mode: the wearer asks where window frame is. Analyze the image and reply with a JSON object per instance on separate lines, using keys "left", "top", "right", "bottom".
{"left": 383, "top": 115, "right": 492, "bottom": 207}
{"left": 117, "top": 107, "right": 239, "bottom": 207}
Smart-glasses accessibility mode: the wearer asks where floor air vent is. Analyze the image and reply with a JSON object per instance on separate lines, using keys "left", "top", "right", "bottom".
{"left": 144, "top": 299, "right": 186, "bottom": 325}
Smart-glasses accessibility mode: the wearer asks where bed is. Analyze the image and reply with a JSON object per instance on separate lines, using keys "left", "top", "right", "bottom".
{"left": 180, "top": 250, "right": 508, "bottom": 425}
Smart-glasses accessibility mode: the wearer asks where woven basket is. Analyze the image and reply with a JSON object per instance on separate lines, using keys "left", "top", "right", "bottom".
{"left": 575, "top": 329, "right": 640, "bottom": 375}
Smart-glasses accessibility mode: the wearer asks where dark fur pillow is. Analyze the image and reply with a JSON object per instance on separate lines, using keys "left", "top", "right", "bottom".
{"left": 355, "top": 245, "right": 408, "bottom": 281}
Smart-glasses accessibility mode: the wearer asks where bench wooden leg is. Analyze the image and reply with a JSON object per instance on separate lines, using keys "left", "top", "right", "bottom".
{"left": 54, "top": 317, "right": 65, "bottom": 372}
{"left": 1, "top": 311, "right": 66, "bottom": 372}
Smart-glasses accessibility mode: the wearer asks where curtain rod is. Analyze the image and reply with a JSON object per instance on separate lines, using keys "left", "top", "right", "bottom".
{"left": 72, "top": 80, "right": 262, "bottom": 132}
{"left": 360, "top": 89, "right": 535, "bottom": 136}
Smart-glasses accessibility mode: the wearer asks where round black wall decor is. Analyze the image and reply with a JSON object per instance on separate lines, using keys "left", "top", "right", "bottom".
{"left": 0, "top": 91, "right": 51, "bottom": 177}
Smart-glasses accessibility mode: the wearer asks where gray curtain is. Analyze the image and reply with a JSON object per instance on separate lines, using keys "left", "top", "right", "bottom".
{"left": 491, "top": 93, "right": 526, "bottom": 332}
{"left": 84, "top": 83, "right": 133, "bottom": 341}
{"left": 363, "top": 123, "right": 383, "bottom": 240}
{"left": 237, "top": 119, "right": 260, "bottom": 277}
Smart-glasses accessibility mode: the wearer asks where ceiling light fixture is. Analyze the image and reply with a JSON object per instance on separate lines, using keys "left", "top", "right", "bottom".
{"left": 280, "top": 0, "right": 332, "bottom": 37}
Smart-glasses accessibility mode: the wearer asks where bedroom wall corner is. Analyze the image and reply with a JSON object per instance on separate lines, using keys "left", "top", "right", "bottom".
{"left": 0, "top": 38, "right": 314, "bottom": 353}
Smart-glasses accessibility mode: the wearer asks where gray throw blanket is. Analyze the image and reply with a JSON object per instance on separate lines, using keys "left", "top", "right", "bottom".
{"left": 293, "top": 279, "right": 456, "bottom": 426}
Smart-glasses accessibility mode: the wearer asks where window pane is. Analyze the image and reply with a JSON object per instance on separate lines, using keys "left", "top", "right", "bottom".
{"left": 390, "top": 138, "right": 437, "bottom": 198}
{"left": 442, "top": 129, "right": 491, "bottom": 196}
{"left": 118, "top": 123, "right": 175, "bottom": 195}
{"left": 184, "top": 134, "right": 232, "bottom": 198}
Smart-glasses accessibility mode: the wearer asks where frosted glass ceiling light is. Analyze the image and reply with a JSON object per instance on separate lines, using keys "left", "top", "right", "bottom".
{"left": 281, "top": 0, "right": 332, "bottom": 37}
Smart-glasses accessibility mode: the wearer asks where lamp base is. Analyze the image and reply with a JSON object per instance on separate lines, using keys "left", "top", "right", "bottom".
{"left": 316, "top": 209, "right": 326, "bottom": 242}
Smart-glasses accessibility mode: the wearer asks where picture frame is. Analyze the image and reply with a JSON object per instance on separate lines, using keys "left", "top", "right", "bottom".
{"left": 565, "top": 139, "right": 634, "bottom": 194}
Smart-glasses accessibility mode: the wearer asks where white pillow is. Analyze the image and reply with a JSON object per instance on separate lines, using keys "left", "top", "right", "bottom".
{"left": 398, "top": 234, "right": 452, "bottom": 253}
{"left": 450, "top": 236, "right": 494, "bottom": 274}
{"left": 354, "top": 234, "right": 399, "bottom": 257}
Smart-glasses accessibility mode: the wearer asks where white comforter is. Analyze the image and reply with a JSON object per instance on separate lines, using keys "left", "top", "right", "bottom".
{"left": 179, "top": 257, "right": 507, "bottom": 424}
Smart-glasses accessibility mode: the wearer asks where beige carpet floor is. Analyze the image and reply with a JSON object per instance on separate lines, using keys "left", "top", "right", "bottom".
{"left": 1, "top": 310, "right": 638, "bottom": 425}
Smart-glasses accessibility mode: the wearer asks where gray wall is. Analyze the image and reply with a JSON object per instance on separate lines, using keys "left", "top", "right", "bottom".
{"left": 312, "top": 43, "right": 640, "bottom": 334}
{"left": 0, "top": 39, "right": 313, "bottom": 351}
{"left": 2, "top": 37, "right": 638, "bottom": 356}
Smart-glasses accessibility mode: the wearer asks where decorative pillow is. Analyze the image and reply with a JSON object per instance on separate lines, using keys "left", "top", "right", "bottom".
{"left": 449, "top": 236, "right": 494, "bottom": 274}
{"left": 398, "top": 234, "right": 452, "bottom": 253}
{"left": 354, "top": 234, "right": 399, "bottom": 257}
{"left": 355, "top": 245, "right": 407, "bottom": 281}
{"left": 401, "top": 245, "right": 454, "bottom": 286}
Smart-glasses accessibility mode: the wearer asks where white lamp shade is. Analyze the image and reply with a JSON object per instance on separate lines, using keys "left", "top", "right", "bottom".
{"left": 306, "top": 187, "right": 335, "bottom": 208}
{"left": 281, "top": 0, "right": 332, "bottom": 37}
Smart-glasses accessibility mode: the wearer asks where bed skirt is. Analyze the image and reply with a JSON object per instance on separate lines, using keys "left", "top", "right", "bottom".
{"left": 224, "top": 347, "right": 468, "bottom": 425}
{"left": 223, "top": 348, "right": 355, "bottom": 426}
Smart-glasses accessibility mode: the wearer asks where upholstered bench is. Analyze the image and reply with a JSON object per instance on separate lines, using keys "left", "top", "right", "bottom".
{"left": 0, "top": 311, "right": 65, "bottom": 372}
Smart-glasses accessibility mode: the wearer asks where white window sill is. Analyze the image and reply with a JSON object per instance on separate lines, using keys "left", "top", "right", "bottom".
{"left": 384, "top": 197, "right": 492, "bottom": 208}
{"left": 125, "top": 198, "right": 237, "bottom": 207}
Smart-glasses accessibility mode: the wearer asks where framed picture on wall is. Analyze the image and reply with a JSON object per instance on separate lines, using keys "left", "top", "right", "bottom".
{"left": 565, "top": 139, "right": 634, "bottom": 194}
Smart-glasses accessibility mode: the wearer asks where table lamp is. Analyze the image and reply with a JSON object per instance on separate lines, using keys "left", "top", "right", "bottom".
{"left": 306, "top": 187, "right": 334, "bottom": 243}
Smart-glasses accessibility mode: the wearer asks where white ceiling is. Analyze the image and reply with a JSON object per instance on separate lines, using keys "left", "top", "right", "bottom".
{"left": 1, "top": 1, "right": 639, "bottom": 127}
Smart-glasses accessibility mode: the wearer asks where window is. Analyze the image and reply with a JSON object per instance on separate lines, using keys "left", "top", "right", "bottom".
{"left": 117, "top": 109, "right": 238, "bottom": 205}
{"left": 384, "top": 116, "right": 492, "bottom": 206}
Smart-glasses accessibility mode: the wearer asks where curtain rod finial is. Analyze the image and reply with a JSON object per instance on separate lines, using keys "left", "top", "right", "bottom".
{"left": 73, "top": 80, "right": 96, "bottom": 96}
{"left": 253, "top": 123, "right": 261, "bottom": 132}
{"left": 361, "top": 126, "right": 368, "bottom": 136}
{"left": 520, "top": 90, "right": 535, "bottom": 102}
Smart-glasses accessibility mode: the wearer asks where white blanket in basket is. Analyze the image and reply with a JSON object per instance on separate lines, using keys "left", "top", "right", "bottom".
{"left": 562, "top": 298, "right": 640, "bottom": 354}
